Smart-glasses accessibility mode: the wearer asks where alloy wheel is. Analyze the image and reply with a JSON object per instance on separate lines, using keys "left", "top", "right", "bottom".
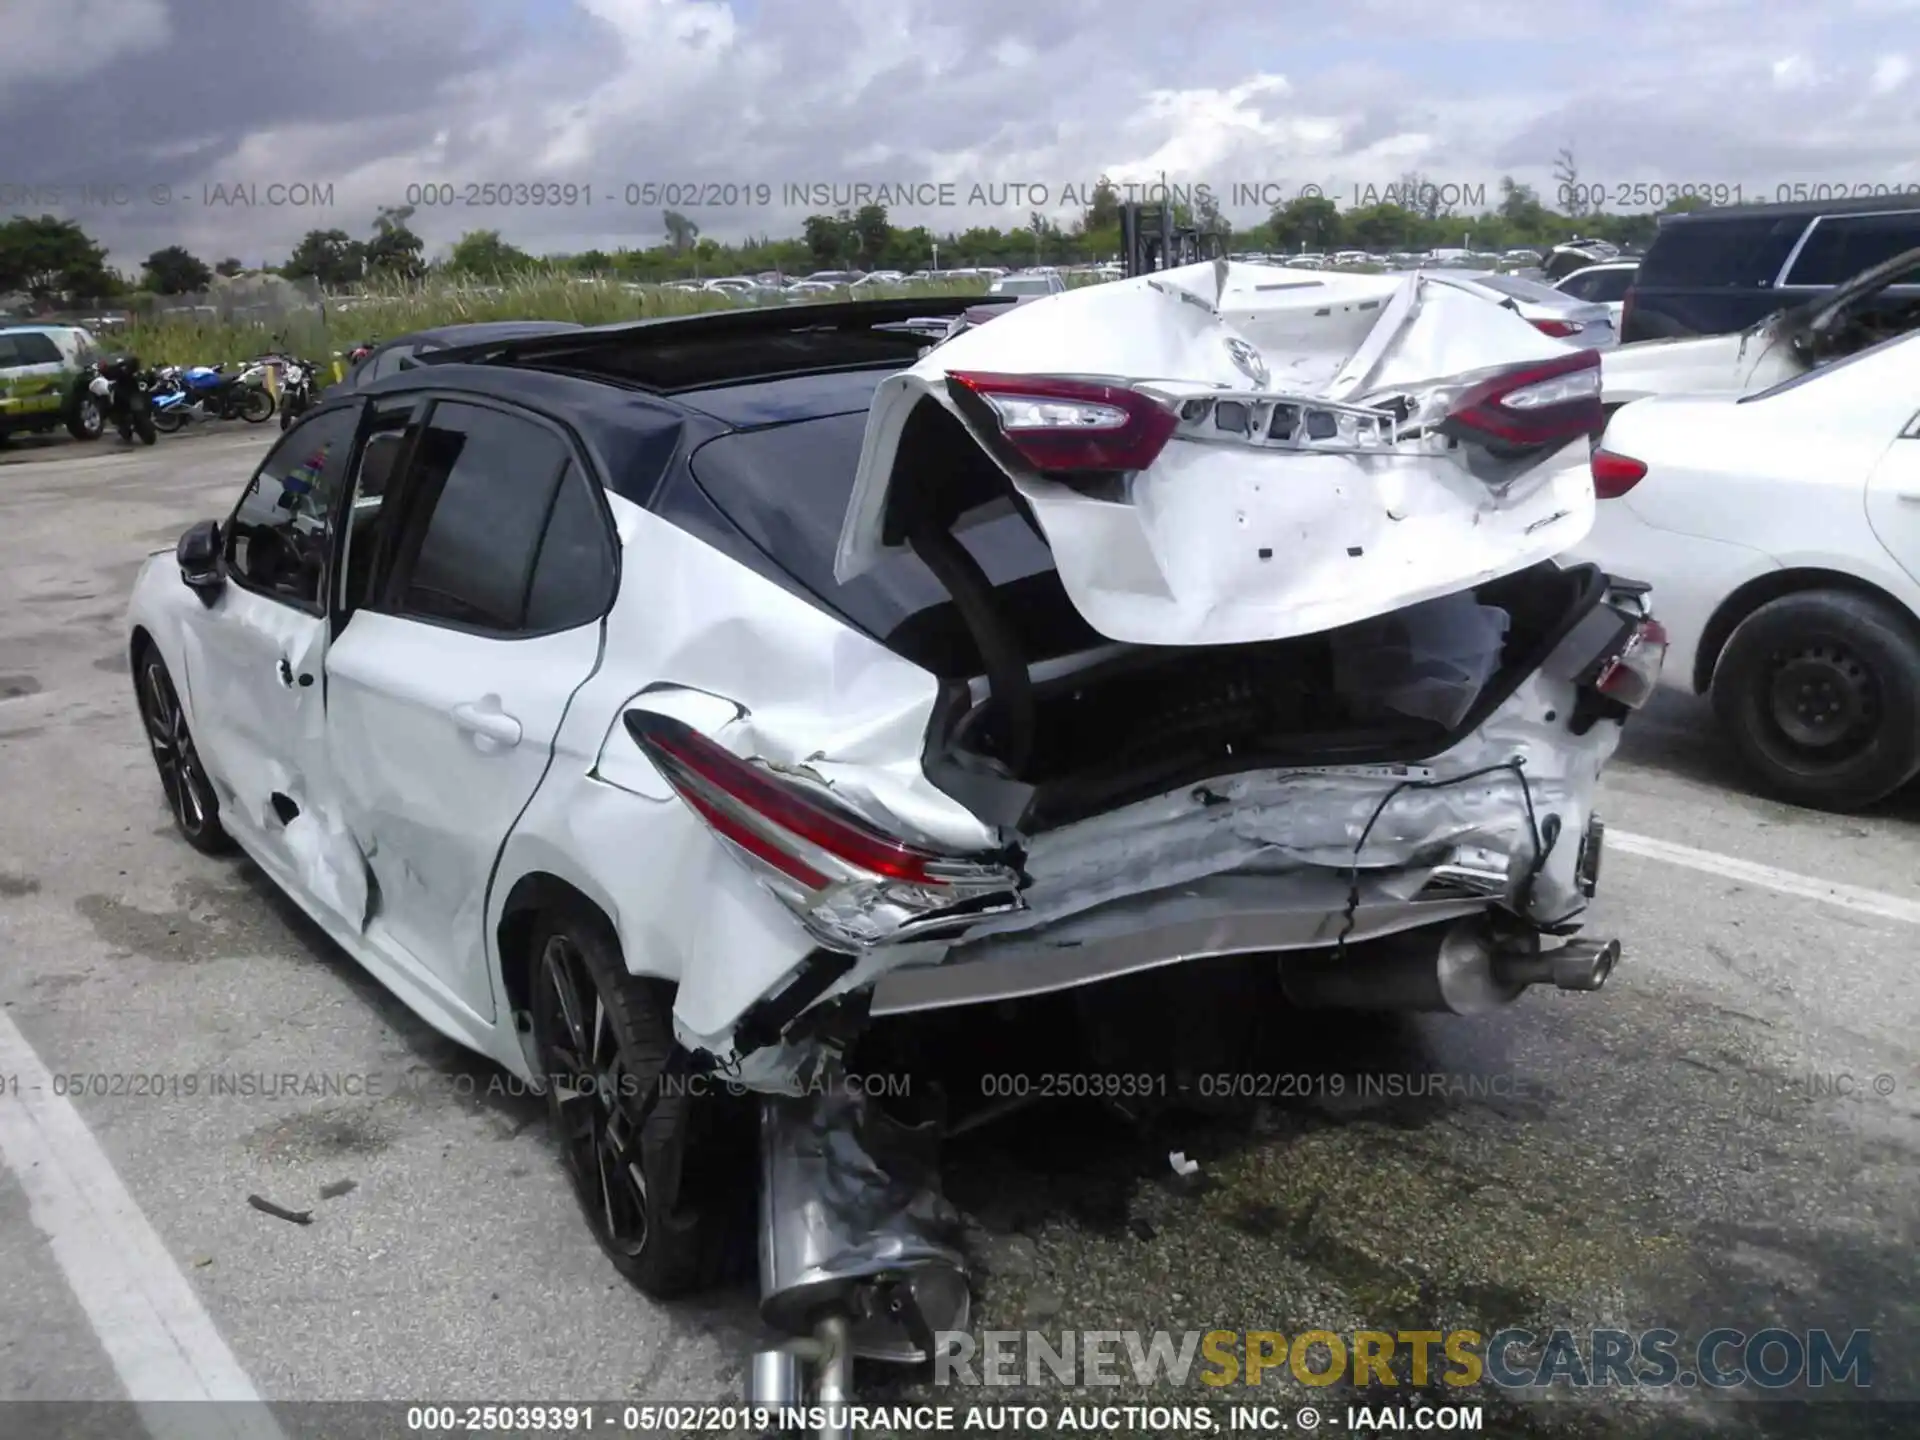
{"left": 536, "top": 934, "right": 652, "bottom": 1257}
{"left": 137, "top": 657, "right": 213, "bottom": 838}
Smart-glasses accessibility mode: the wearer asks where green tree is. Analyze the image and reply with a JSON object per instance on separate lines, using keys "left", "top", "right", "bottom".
{"left": 283, "top": 228, "right": 365, "bottom": 286}
{"left": 850, "top": 204, "right": 891, "bottom": 266}
{"left": 214, "top": 256, "right": 245, "bottom": 277}
{"left": 1497, "top": 176, "right": 1549, "bottom": 235}
{"left": 801, "top": 213, "right": 851, "bottom": 268}
{"left": 446, "top": 228, "right": 532, "bottom": 279}
{"left": 365, "top": 205, "right": 425, "bottom": 279}
{"left": 141, "top": 245, "right": 213, "bottom": 294}
{"left": 1078, "top": 176, "right": 1122, "bottom": 235}
{"left": 0, "top": 215, "right": 114, "bottom": 303}
{"left": 663, "top": 210, "right": 699, "bottom": 254}
{"left": 1267, "top": 195, "right": 1342, "bottom": 251}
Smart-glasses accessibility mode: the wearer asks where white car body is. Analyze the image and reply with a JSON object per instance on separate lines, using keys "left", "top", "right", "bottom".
{"left": 1567, "top": 331, "right": 1920, "bottom": 700}
{"left": 124, "top": 275, "right": 1659, "bottom": 1361}
{"left": 1554, "top": 261, "right": 1639, "bottom": 328}
{"left": 1602, "top": 244, "right": 1920, "bottom": 407}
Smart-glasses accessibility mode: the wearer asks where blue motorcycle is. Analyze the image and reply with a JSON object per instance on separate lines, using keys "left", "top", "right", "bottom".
{"left": 150, "top": 362, "right": 275, "bottom": 432}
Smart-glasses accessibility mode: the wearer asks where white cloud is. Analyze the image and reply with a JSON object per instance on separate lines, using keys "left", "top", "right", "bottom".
{"left": 1872, "top": 55, "right": 1912, "bottom": 93}
{"left": 18, "top": 0, "right": 1920, "bottom": 265}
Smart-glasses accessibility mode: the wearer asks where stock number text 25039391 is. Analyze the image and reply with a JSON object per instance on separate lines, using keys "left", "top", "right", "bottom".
{"left": 399, "top": 181, "right": 779, "bottom": 208}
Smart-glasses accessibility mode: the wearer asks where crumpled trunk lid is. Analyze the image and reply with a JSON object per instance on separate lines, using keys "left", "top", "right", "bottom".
{"left": 836, "top": 260, "right": 1602, "bottom": 647}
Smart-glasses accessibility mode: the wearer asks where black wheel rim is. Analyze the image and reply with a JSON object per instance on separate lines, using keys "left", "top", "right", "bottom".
{"left": 78, "top": 397, "right": 102, "bottom": 434}
{"left": 138, "top": 659, "right": 211, "bottom": 836}
{"left": 536, "top": 936, "right": 651, "bottom": 1256}
{"left": 1761, "top": 640, "right": 1879, "bottom": 759}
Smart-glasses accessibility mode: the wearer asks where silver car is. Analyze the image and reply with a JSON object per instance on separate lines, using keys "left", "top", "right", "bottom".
{"left": 1553, "top": 260, "right": 1639, "bottom": 328}
{"left": 1428, "top": 270, "right": 1618, "bottom": 348}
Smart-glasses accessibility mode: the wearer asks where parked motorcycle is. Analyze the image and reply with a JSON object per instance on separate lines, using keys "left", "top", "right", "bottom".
{"left": 90, "top": 354, "right": 157, "bottom": 444}
{"left": 149, "top": 361, "right": 275, "bottom": 431}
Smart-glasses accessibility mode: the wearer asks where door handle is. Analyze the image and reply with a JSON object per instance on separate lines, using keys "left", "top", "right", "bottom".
{"left": 1896, "top": 489, "right": 1920, "bottom": 503}
{"left": 451, "top": 699, "right": 523, "bottom": 747}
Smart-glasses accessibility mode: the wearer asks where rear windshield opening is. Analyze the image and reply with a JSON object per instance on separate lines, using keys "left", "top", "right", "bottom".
{"left": 687, "top": 405, "right": 1099, "bottom": 678}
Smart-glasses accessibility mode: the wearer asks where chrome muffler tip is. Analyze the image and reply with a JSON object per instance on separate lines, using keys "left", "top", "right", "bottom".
{"left": 745, "top": 1348, "right": 804, "bottom": 1408}
{"left": 1549, "top": 936, "right": 1619, "bottom": 991}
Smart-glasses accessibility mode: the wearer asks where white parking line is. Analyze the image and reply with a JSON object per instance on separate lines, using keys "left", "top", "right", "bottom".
{"left": 1610, "top": 829, "right": 1920, "bottom": 927}
{"left": 0, "top": 1011, "right": 285, "bottom": 1440}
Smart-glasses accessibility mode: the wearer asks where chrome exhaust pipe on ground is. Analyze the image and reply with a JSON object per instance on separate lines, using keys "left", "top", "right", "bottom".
{"left": 746, "top": 1069, "right": 970, "bottom": 1434}
{"left": 1279, "top": 918, "right": 1620, "bottom": 1015}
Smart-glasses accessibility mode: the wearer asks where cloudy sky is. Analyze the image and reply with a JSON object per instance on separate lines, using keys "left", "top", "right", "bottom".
{"left": 4, "top": 0, "right": 1919, "bottom": 268}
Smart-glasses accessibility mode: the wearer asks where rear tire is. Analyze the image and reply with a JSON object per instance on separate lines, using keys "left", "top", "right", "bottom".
{"left": 152, "top": 406, "right": 186, "bottom": 433}
{"left": 67, "top": 391, "right": 104, "bottom": 441}
{"left": 1710, "top": 589, "right": 1920, "bottom": 811}
{"left": 528, "top": 906, "right": 743, "bottom": 1299}
{"left": 240, "top": 387, "right": 274, "bottom": 423}
{"left": 136, "top": 411, "right": 156, "bottom": 444}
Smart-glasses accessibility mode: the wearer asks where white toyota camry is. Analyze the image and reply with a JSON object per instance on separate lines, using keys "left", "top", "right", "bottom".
{"left": 124, "top": 267, "right": 1661, "bottom": 1384}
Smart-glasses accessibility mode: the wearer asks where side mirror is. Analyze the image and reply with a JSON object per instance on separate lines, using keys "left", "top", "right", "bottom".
{"left": 177, "top": 519, "right": 224, "bottom": 604}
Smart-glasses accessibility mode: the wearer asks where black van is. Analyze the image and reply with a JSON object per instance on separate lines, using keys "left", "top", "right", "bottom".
{"left": 1621, "top": 193, "right": 1920, "bottom": 343}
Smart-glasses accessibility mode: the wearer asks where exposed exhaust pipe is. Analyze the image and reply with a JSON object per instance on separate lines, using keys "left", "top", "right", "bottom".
{"left": 746, "top": 1070, "right": 970, "bottom": 1436}
{"left": 1278, "top": 917, "right": 1620, "bottom": 1015}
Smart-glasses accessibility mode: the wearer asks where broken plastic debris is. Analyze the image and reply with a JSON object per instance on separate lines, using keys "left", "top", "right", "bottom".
{"left": 1168, "top": 1151, "right": 1200, "bottom": 1177}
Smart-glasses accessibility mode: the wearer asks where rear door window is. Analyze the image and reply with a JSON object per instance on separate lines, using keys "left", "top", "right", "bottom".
{"left": 1578, "top": 268, "right": 1636, "bottom": 302}
{"left": 1780, "top": 211, "right": 1920, "bottom": 287}
{"left": 1635, "top": 215, "right": 1809, "bottom": 288}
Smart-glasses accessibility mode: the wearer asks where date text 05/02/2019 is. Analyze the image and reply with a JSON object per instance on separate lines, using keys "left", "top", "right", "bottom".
{"left": 401, "top": 1403, "right": 1481, "bottom": 1433}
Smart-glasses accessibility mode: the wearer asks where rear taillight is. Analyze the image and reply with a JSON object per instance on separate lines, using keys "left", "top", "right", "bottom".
{"left": 624, "top": 711, "right": 1022, "bottom": 947}
{"left": 1529, "top": 317, "right": 1582, "bottom": 338}
{"left": 1593, "top": 618, "right": 1668, "bottom": 709}
{"left": 1590, "top": 448, "right": 1647, "bottom": 498}
{"left": 1437, "top": 348, "right": 1603, "bottom": 449}
{"left": 947, "top": 371, "right": 1179, "bottom": 471}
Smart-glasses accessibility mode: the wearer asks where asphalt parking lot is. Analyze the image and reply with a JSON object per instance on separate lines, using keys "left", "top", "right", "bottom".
{"left": 2, "top": 431, "right": 1918, "bottom": 1440}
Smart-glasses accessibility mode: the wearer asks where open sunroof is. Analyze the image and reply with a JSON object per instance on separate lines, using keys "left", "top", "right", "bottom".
{"left": 423, "top": 295, "right": 1009, "bottom": 393}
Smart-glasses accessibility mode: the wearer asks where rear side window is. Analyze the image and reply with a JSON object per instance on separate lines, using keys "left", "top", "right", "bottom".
{"left": 1569, "top": 268, "right": 1635, "bottom": 302}
{"left": 385, "top": 401, "right": 612, "bottom": 635}
{"left": 1781, "top": 210, "right": 1920, "bottom": 286}
{"left": 1635, "top": 215, "right": 1808, "bottom": 288}
{"left": 1, "top": 332, "right": 61, "bottom": 364}
{"left": 689, "top": 412, "right": 1056, "bottom": 648}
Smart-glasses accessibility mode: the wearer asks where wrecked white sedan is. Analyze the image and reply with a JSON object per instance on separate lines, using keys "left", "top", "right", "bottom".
{"left": 125, "top": 265, "right": 1662, "bottom": 1404}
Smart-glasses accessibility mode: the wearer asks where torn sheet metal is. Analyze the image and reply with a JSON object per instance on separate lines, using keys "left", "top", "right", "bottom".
{"left": 836, "top": 260, "right": 1596, "bottom": 647}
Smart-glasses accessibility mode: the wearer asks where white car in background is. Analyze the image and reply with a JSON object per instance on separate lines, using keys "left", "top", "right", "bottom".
{"left": 1566, "top": 327, "right": 1920, "bottom": 810}
{"left": 1427, "top": 271, "right": 1618, "bottom": 349}
{"left": 1602, "top": 244, "right": 1920, "bottom": 406}
{"left": 987, "top": 271, "right": 1067, "bottom": 296}
{"left": 1554, "top": 260, "right": 1638, "bottom": 327}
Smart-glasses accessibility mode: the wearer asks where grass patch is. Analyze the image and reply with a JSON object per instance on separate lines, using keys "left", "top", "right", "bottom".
{"left": 119, "top": 269, "right": 999, "bottom": 367}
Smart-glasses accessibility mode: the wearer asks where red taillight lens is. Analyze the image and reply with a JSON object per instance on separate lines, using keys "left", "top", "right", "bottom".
{"left": 1438, "top": 348, "right": 1603, "bottom": 449}
{"left": 625, "top": 711, "right": 951, "bottom": 890}
{"left": 1594, "top": 619, "right": 1668, "bottom": 708}
{"left": 947, "top": 371, "right": 1179, "bottom": 471}
{"left": 1530, "top": 317, "right": 1582, "bottom": 337}
{"left": 1590, "top": 448, "right": 1648, "bottom": 498}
